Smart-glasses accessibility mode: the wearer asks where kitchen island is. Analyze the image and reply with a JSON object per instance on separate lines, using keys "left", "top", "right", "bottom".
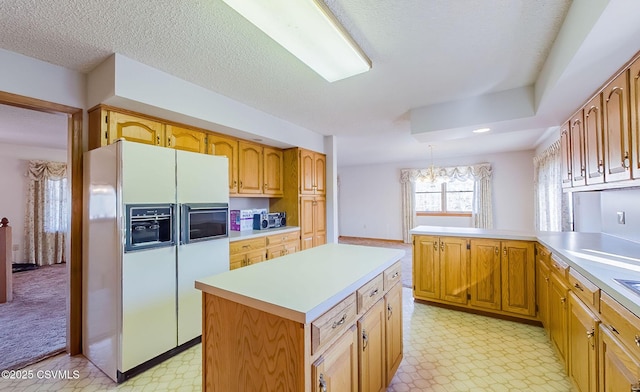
{"left": 195, "top": 243, "right": 405, "bottom": 392}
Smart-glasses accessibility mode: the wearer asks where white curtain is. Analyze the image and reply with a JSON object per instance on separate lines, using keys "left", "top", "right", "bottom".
{"left": 400, "top": 163, "right": 493, "bottom": 243}
{"left": 25, "top": 160, "right": 68, "bottom": 266}
{"left": 533, "top": 141, "right": 564, "bottom": 231}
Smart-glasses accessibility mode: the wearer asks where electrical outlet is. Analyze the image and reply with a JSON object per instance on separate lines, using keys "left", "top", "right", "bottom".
{"left": 617, "top": 211, "right": 626, "bottom": 225}
{"left": 12, "top": 244, "right": 19, "bottom": 251}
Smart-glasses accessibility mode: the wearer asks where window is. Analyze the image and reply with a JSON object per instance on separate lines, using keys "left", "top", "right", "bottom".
{"left": 415, "top": 178, "right": 474, "bottom": 215}
{"left": 43, "top": 177, "right": 69, "bottom": 233}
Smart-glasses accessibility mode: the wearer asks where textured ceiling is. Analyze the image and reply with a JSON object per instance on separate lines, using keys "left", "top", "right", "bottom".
{"left": 0, "top": 0, "right": 581, "bottom": 164}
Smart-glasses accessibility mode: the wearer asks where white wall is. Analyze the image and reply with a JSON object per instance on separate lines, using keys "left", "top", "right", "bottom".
{"left": 338, "top": 150, "right": 535, "bottom": 240}
{"left": 599, "top": 188, "right": 640, "bottom": 243}
{"left": 0, "top": 143, "right": 67, "bottom": 263}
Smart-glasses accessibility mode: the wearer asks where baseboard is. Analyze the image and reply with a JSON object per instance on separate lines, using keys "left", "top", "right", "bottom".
{"left": 338, "top": 236, "right": 405, "bottom": 244}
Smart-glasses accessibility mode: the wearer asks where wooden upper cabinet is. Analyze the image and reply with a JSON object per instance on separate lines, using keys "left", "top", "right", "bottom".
{"left": 263, "top": 147, "right": 284, "bottom": 196}
{"left": 238, "top": 141, "right": 263, "bottom": 194}
{"left": 165, "top": 125, "right": 206, "bottom": 153}
{"left": 570, "top": 110, "right": 586, "bottom": 186}
{"left": 584, "top": 94, "right": 605, "bottom": 185}
{"left": 560, "top": 121, "right": 573, "bottom": 188}
{"left": 108, "top": 111, "right": 164, "bottom": 146}
{"left": 603, "top": 70, "right": 632, "bottom": 182}
{"left": 207, "top": 134, "right": 239, "bottom": 194}
{"left": 630, "top": 56, "right": 640, "bottom": 179}
{"left": 300, "top": 149, "right": 326, "bottom": 195}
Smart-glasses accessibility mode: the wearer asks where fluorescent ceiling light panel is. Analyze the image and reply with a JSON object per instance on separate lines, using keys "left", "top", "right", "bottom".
{"left": 473, "top": 128, "right": 491, "bottom": 133}
{"left": 222, "top": 0, "right": 371, "bottom": 82}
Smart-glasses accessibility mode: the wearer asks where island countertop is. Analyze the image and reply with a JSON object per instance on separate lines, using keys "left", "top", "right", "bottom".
{"left": 410, "top": 225, "right": 537, "bottom": 241}
{"left": 195, "top": 243, "right": 405, "bottom": 324}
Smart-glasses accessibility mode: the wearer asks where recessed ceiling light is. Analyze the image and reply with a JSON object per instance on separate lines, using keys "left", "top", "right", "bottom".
{"left": 473, "top": 128, "right": 491, "bottom": 133}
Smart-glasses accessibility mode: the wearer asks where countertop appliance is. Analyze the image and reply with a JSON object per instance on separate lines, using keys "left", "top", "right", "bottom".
{"left": 83, "top": 140, "right": 229, "bottom": 382}
{"left": 253, "top": 211, "right": 286, "bottom": 230}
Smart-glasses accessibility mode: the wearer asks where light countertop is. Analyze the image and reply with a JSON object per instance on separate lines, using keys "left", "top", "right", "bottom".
{"left": 195, "top": 243, "right": 405, "bottom": 324}
{"left": 228, "top": 226, "right": 300, "bottom": 242}
{"left": 410, "top": 225, "right": 537, "bottom": 241}
{"left": 411, "top": 225, "right": 640, "bottom": 317}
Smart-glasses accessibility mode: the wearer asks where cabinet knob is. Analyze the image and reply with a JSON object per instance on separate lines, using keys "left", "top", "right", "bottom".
{"left": 239, "top": 181, "right": 243, "bottom": 188}
{"left": 495, "top": 247, "right": 499, "bottom": 255}
{"left": 387, "top": 304, "right": 393, "bottom": 320}
{"left": 440, "top": 242, "right": 444, "bottom": 252}
{"left": 574, "top": 283, "right": 583, "bottom": 291}
{"left": 635, "top": 335, "right": 640, "bottom": 347}
{"left": 362, "top": 329, "right": 368, "bottom": 350}
{"left": 624, "top": 152, "right": 630, "bottom": 169}
{"left": 369, "top": 288, "right": 379, "bottom": 298}
{"left": 319, "top": 374, "right": 327, "bottom": 392}
{"left": 433, "top": 241, "right": 438, "bottom": 251}
{"left": 560, "top": 297, "right": 566, "bottom": 305}
{"left": 503, "top": 247, "right": 507, "bottom": 256}
{"left": 586, "top": 329, "right": 594, "bottom": 339}
{"left": 331, "top": 314, "right": 347, "bottom": 329}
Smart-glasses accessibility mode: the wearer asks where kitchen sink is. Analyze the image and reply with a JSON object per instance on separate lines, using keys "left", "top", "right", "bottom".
{"left": 615, "top": 279, "right": 640, "bottom": 297}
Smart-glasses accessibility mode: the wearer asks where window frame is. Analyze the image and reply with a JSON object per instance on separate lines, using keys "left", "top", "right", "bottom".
{"left": 415, "top": 180, "right": 473, "bottom": 217}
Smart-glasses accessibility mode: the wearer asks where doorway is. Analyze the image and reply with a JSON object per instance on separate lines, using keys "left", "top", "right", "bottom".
{"left": 0, "top": 91, "right": 83, "bottom": 361}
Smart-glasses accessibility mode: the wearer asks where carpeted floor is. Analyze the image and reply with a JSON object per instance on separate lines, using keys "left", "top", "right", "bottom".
{"left": 0, "top": 263, "right": 67, "bottom": 371}
{"left": 338, "top": 236, "right": 413, "bottom": 288}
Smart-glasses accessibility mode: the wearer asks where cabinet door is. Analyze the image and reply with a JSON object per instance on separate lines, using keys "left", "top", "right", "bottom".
{"left": 413, "top": 235, "right": 440, "bottom": 300}
{"left": 560, "top": 121, "right": 573, "bottom": 188}
{"left": 571, "top": 111, "right": 587, "bottom": 186}
{"left": 358, "top": 299, "right": 386, "bottom": 392}
{"left": 312, "top": 325, "right": 358, "bottom": 392}
{"left": 584, "top": 94, "right": 605, "bottom": 184}
{"left": 313, "top": 197, "right": 327, "bottom": 247}
{"left": 300, "top": 149, "right": 316, "bottom": 194}
{"left": 549, "top": 273, "right": 569, "bottom": 369}
{"left": 108, "top": 111, "right": 164, "bottom": 146}
{"left": 603, "top": 70, "right": 632, "bottom": 182}
{"left": 300, "top": 196, "right": 315, "bottom": 250}
{"left": 165, "top": 125, "right": 206, "bottom": 153}
{"left": 245, "top": 249, "right": 265, "bottom": 266}
{"left": 238, "top": 141, "right": 263, "bottom": 194}
{"left": 536, "top": 257, "right": 550, "bottom": 330}
{"left": 385, "top": 283, "right": 403, "bottom": 383}
{"left": 207, "top": 134, "right": 239, "bottom": 194}
{"left": 283, "top": 240, "right": 299, "bottom": 256}
{"left": 469, "top": 239, "right": 501, "bottom": 310}
{"left": 630, "top": 57, "right": 640, "bottom": 179}
{"left": 230, "top": 253, "right": 245, "bottom": 270}
{"left": 569, "top": 293, "right": 599, "bottom": 392}
{"left": 439, "top": 237, "right": 468, "bottom": 305}
{"left": 501, "top": 241, "right": 536, "bottom": 316}
{"left": 266, "top": 245, "right": 286, "bottom": 260}
{"left": 599, "top": 325, "right": 640, "bottom": 392}
{"left": 315, "top": 153, "right": 326, "bottom": 195}
{"left": 263, "top": 147, "right": 284, "bottom": 196}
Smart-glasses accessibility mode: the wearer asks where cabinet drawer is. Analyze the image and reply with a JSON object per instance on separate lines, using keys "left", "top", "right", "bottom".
{"left": 229, "top": 237, "right": 266, "bottom": 255}
{"left": 568, "top": 268, "right": 600, "bottom": 311}
{"left": 383, "top": 262, "right": 402, "bottom": 291}
{"left": 550, "top": 255, "right": 569, "bottom": 282}
{"left": 357, "top": 274, "right": 384, "bottom": 314}
{"left": 265, "top": 231, "right": 299, "bottom": 246}
{"left": 311, "top": 293, "right": 357, "bottom": 355}
{"left": 600, "top": 292, "right": 640, "bottom": 359}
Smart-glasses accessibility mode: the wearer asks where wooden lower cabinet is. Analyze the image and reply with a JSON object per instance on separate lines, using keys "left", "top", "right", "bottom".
{"left": 469, "top": 239, "right": 501, "bottom": 310}
{"left": 536, "top": 246, "right": 551, "bottom": 331}
{"left": 358, "top": 299, "right": 386, "bottom": 392}
{"left": 599, "top": 325, "right": 640, "bottom": 392}
{"left": 501, "top": 241, "right": 535, "bottom": 316}
{"left": 385, "top": 283, "right": 403, "bottom": 382}
{"left": 312, "top": 325, "right": 359, "bottom": 392}
{"left": 549, "top": 271, "right": 570, "bottom": 370}
{"left": 413, "top": 236, "right": 468, "bottom": 305}
{"left": 569, "top": 292, "right": 599, "bottom": 392}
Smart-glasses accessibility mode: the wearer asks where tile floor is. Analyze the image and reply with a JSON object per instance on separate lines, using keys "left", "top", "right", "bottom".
{"left": 0, "top": 287, "right": 574, "bottom": 391}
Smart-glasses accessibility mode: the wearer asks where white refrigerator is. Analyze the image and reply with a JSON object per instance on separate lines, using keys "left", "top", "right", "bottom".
{"left": 83, "top": 140, "right": 229, "bottom": 382}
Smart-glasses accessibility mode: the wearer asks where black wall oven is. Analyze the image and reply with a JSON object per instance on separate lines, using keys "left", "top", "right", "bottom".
{"left": 125, "top": 204, "right": 176, "bottom": 252}
{"left": 181, "top": 203, "right": 228, "bottom": 244}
